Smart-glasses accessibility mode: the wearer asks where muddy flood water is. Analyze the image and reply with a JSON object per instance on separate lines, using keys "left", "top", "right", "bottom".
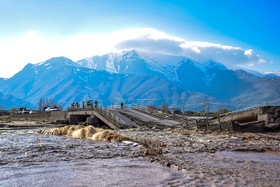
{"left": 1, "top": 127, "right": 280, "bottom": 186}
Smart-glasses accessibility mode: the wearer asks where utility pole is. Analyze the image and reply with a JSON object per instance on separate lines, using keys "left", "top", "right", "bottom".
{"left": 112, "top": 98, "right": 114, "bottom": 109}
{"left": 202, "top": 102, "right": 205, "bottom": 118}
{"left": 173, "top": 104, "right": 175, "bottom": 119}
{"left": 206, "top": 101, "right": 209, "bottom": 127}
{"left": 207, "top": 101, "right": 209, "bottom": 120}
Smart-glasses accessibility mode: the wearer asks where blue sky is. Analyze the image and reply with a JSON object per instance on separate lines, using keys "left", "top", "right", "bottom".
{"left": 0, "top": 0, "right": 279, "bottom": 77}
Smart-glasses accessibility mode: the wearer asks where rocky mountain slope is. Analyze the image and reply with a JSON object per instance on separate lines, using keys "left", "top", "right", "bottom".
{"left": 1, "top": 50, "right": 279, "bottom": 110}
{"left": 0, "top": 57, "right": 223, "bottom": 110}
{"left": 78, "top": 50, "right": 280, "bottom": 108}
{"left": 0, "top": 91, "right": 35, "bottom": 109}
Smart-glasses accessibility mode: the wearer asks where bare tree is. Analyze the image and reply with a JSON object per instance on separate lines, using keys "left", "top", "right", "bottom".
{"left": 161, "top": 103, "right": 169, "bottom": 113}
{"left": 147, "top": 104, "right": 158, "bottom": 110}
{"left": 215, "top": 108, "right": 231, "bottom": 116}
{"left": 38, "top": 98, "right": 43, "bottom": 111}
{"left": 10, "top": 107, "right": 18, "bottom": 114}
{"left": 38, "top": 98, "right": 63, "bottom": 111}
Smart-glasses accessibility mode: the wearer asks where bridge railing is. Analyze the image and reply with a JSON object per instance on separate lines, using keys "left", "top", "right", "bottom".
{"left": 111, "top": 103, "right": 169, "bottom": 119}
{"left": 131, "top": 104, "right": 168, "bottom": 118}
{"left": 94, "top": 106, "right": 127, "bottom": 127}
{"left": 129, "top": 104, "right": 189, "bottom": 121}
{"left": 111, "top": 104, "right": 217, "bottom": 123}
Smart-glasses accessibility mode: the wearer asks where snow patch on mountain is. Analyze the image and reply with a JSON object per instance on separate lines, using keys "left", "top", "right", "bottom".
{"left": 31, "top": 66, "right": 39, "bottom": 75}
{"left": 192, "top": 60, "right": 207, "bottom": 73}
{"left": 37, "top": 61, "right": 45, "bottom": 66}
{"left": 262, "top": 72, "right": 280, "bottom": 78}
{"left": 238, "top": 68, "right": 280, "bottom": 79}
{"left": 137, "top": 51, "right": 185, "bottom": 67}
{"left": 105, "top": 54, "right": 118, "bottom": 73}
{"left": 76, "top": 50, "right": 233, "bottom": 83}
{"left": 136, "top": 51, "right": 185, "bottom": 81}
{"left": 203, "top": 60, "right": 228, "bottom": 70}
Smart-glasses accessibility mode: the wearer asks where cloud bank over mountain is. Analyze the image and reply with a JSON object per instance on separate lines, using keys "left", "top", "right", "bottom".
{"left": 115, "top": 29, "right": 265, "bottom": 68}
{"left": 0, "top": 28, "right": 266, "bottom": 78}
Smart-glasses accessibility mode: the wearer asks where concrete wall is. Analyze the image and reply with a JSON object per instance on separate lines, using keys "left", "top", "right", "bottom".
{"left": 69, "top": 115, "right": 90, "bottom": 125}
{"left": 219, "top": 108, "right": 260, "bottom": 124}
{"left": 188, "top": 119, "right": 233, "bottom": 132}
{"left": 197, "top": 106, "right": 280, "bottom": 132}
{"left": 232, "top": 121, "right": 265, "bottom": 133}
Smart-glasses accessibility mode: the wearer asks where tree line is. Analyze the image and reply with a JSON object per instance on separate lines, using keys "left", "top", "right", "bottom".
{"left": 38, "top": 98, "right": 63, "bottom": 111}
{"left": 146, "top": 103, "right": 230, "bottom": 117}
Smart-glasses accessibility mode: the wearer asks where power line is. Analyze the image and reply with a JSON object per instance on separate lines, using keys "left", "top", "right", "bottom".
{"left": 113, "top": 96, "right": 179, "bottom": 101}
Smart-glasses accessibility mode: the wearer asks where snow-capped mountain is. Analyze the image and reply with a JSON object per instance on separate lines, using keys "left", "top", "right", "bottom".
{"left": 0, "top": 56, "right": 224, "bottom": 110}
{"left": 1, "top": 50, "right": 279, "bottom": 110}
{"left": 238, "top": 68, "right": 280, "bottom": 79}
{"left": 77, "top": 50, "right": 227, "bottom": 89}
{"left": 77, "top": 50, "right": 280, "bottom": 107}
{"left": 78, "top": 50, "right": 228, "bottom": 76}
{"left": 77, "top": 50, "right": 166, "bottom": 79}
{"left": 262, "top": 72, "right": 280, "bottom": 78}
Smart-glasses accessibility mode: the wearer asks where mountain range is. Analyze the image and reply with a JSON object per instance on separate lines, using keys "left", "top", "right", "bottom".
{"left": 0, "top": 50, "right": 279, "bottom": 111}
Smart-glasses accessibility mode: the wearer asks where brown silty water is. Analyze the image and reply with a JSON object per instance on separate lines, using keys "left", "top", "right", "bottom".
{"left": 0, "top": 125, "right": 280, "bottom": 186}
{"left": 37, "top": 125, "right": 131, "bottom": 142}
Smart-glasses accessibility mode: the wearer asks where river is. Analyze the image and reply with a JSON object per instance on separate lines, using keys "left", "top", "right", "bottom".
{"left": 0, "top": 128, "right": 187, "bottom": 186}
{"left": 1, "top": 128, "right": 280, "bottom": 186}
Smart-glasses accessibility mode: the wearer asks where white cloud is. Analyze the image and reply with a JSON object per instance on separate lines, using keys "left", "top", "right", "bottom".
{"left": 0, "top": 28, "right": 267, "bottom": 78}
{"left": 244, "top": 49, "right": 253, "bottom": 56}
{"left": 258, "top": 59, "right": 266, "bottom": 63}
{"left": 248, "top": 63, "right": 254, "bottom": 67}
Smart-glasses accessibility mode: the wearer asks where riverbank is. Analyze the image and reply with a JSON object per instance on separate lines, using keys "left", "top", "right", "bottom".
{"left": 0, "top": 121, "right": 64, "bottom": 130}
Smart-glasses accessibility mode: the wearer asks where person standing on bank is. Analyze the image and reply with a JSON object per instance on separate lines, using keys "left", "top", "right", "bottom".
{"left": 95, "top": 100, "right": 98, "bottom": 108}
{"left": 90, "top": 100, "right": 93, "bottom": 108}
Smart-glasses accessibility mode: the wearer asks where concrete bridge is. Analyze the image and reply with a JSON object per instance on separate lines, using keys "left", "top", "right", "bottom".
{"left": 67, "top": 105, "right": 182, "bottom": 129}
{"left": 9, "top": 103, "right": 280, "bottom": 132}
{"left": 35, "top": 104, "right": 280, "bottom": 131}
{"left": 67, "top": 107, "right": 125, "bottom": 129}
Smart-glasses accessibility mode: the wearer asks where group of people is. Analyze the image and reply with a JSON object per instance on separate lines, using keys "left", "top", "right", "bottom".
{"left": 70, "top": 100, "right": 98, "bottom": 109}
{"left": 70, "top": 100, "right": 125, "bottom": 109}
